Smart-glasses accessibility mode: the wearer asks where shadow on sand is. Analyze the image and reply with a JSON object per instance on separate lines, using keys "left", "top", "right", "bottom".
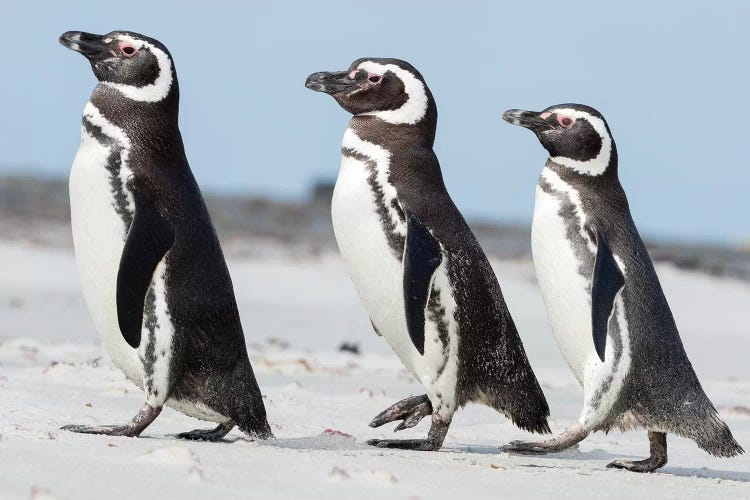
{"left": 449, "top": 443, "right": 638, "bottom": 461}
{"left": 658, "top": 466, "right": 750, "bottom": 483}
{"left": 451, "top": 444, "right": 750, "bottom": 482}
{"left": 260, "top": 433, "right": 359, "bottom": 451}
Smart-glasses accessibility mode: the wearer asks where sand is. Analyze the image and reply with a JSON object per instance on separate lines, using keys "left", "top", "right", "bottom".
{"left": 1, "top": 242, "right": 748, "bottom": 499}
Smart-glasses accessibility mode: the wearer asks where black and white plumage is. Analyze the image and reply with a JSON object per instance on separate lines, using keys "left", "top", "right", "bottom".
{"left": 501, "top": 104, "right": 743, "bottom": 471}
{"left": 59, "top": 31, "right": 271, "bottom": 440}
{"left": 305, "top": 58, "right": 550, "bottom": 451}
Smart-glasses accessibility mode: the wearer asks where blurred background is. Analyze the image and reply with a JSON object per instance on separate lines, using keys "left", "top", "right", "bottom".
{"left": 1, "top": 0, "right": 748, "bottom": 251}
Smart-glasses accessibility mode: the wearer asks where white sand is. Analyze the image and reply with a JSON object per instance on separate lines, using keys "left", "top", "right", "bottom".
{"left": 0, "top": 242, "right": 748, "bottom": 499}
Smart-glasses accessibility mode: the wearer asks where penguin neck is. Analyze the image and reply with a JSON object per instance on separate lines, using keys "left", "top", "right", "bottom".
{"left": 89, "top": 82, "right": 181, "bottom": 138}
{"left": 546, "top": 141, "right": 619, "bottom": 183}
{"left": 348, "top": 110, "right": 437, "bottom": 152}
{"left": 86, "top": 83, "right": 189, "bottom": 175}
{"left": 544, "top": 146, "right": 625, "bottom": 202}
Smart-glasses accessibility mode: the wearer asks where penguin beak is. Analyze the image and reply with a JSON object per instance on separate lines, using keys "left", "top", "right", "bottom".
{"left": 305, "top": 71, "right": 358, "bottom": 95}
{"left": 502, "top": 109, "right": 554, "bottom": 132}
{"left": 59, "top": 31, "right": 110, "bottom": 58}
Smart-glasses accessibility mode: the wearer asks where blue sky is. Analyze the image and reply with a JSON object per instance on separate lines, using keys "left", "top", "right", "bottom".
{"left": 1, "top": 1, "right": 748, "bottom": 243}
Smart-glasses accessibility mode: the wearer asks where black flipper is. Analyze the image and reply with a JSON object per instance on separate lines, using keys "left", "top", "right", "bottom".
{"left": 590, "top": 226, "right": 625, "bottom": 362}
{"left": 116, "top": 187, "right": 175, "bottom": 348}
{"left": 403, "top": 209, "right": 442, "bottom": 355}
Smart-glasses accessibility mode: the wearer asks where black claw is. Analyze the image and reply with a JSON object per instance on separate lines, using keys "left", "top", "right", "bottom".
{"left": 500, "top": 442, "right": 551, "bottom": 455}
{"left": 607, "top": 459, "right": 664, "bottom": 473}
{"left": 366, "top": 438, "right": 437, "bottom": 451}
{"left": 177, "top": 422, "right": 235, "bottom": 442}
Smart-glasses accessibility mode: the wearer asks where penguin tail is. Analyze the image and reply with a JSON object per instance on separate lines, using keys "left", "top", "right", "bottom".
{"left": 508, "top": 389, "right": 552, "bottom": 435}
{"left": 666, "top": 391, "right": 745, "bottom": 458}
{"left": 692, "top": 411, "right": 744, "bottom": 458}
{"left": 481, "top": 379, "right": 552, "bottom": 435}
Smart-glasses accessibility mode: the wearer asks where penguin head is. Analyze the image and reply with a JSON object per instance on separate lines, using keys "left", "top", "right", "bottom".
{"left": 59, "top": 31, "right": 176, "bottom": 103}
{"left": 305, "top": 58, "right": 435, "bottom": 126}
{"left": 503, "top": 104, "right": 616, "bottom": 176}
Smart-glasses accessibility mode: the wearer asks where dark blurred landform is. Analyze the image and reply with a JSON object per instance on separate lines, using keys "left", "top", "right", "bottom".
{"left": 1, "top": 174, "right": 748, "bottom": 281}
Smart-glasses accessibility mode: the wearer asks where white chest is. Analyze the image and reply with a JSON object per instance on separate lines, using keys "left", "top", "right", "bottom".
{"left": 331, "top": 130, "right": 460, "bottom": 403}
{"left": 531, "top": 173, "right": 596, "bottom": 383}
{"left": 69, "top": 102, "right": 141, "bottom": 385}
{"left": 332, "top": 152, "right": 411, "bottom": 362}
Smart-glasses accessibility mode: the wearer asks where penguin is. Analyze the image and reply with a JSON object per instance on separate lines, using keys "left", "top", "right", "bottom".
{"left": 58, "top": 30, "right": 272, "bottom": 440}
{"left": 500, "top": 104, "right": 744, "bottom": 471}
{"left": 305, "top": 58, "right": 550, "bottom": 451}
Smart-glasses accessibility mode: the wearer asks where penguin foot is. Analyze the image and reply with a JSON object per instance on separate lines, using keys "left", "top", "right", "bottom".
{"left": 61, "top": 404, "right": 161, "bottom": 437}
{"left": 500, "top": 422, "right": 588, "bottom": 455}
{"left": 366, "top": 438, "right": 438, "bottom": 451}
{"left": 606, "top": 457, "right": 666, "bottom": 473}
{"left": 607, "top": 431, "right": 667, "bottom": 473}
{"left": 369, "top": 394, "right": 433, "bottom": 431}
{"left": 367, "top": 412, "right": 449, "bottom": 451}
{"left": 177, "top": 421, "right": 235, "bottom": 442}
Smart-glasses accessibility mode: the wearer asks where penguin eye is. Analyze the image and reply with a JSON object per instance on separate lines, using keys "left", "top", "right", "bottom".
{"left": 558, "top": 115, "right": 574, "bottom": 128}
{"left": 368, "top": 74, "right": 382, "bottom": 84}
{"left": 119, "top": 43, "right": 138, "bottom": 57}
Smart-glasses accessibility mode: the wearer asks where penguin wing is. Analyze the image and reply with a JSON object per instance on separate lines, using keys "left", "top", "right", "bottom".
{"left": 403, "top": 208, "right": 443, "bottom": 355}
{"left": 116, "top": 187, "right": 175, "bottom": 348}
{"left": 590, "top": 225, "right": 625, "bottom": 362}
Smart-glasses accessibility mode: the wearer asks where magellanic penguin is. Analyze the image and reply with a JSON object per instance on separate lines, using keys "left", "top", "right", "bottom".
{"left": 59, "top": 31, "right": 272, "bottom": 440}
{"left": 501, "top": 104, "right": 744, "bottom": 471}
{"left": 305, "top": 59, "right": 550, "bottom": 451}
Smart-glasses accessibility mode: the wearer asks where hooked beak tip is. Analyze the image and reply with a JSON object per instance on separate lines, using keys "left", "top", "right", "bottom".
{"left": 304, "top": 75, "right": 324, "bottom": 92}
{"left": 503, "top": 109, "right": 533, "bottom": 127}
{"left": 304, "top": 71, "right": 356, "bottom": 96}
{"left": 304, "top": 72, "right": 333, "bottom": 93}
{"left": 502, "top": 109, "right": 523, "bottom": 125}
{"left": 502, "top": 109, "right": 549, "bottom": 131}
{"left": 59, "top": 31, "right": 107, "bottom": 56}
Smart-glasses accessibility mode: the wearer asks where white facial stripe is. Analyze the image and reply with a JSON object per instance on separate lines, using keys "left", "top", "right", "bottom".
{"left": 548, "top": 108, "right": 612, "bottom": 176}
{"left": 102, "top": 35, "right": 174, "bottom": 103}
{"left": 356, "top": 61, "right": 428, "bottom": 125}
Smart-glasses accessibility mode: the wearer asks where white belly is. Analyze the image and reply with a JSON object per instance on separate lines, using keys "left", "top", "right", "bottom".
{"left": 69, "top": 122, "right": 142, "bottom": 386}
{"left": 332, "top": 135, "right": 460, "bottom": 413}
{"left": 332, "top": 154, "right": 415, "bottom": 367}
{"left": 532, "top": 169, "right": 632, "bottom": 423}
{"left": 531, "top": 183, "right": 595, "bottom": 384}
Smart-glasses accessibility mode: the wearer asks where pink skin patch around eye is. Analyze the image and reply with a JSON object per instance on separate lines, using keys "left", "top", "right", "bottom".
{"left": 349, "top": 70, "right": 357, "bottom": 79}
{"left": 119, "top": 42, "right": 137, "bottom": 57}
{"left": 556, "top": 114, "right": 574, "bottom": 127}
{"left": 540, "top": 112, "right": 552, "bottom": 120}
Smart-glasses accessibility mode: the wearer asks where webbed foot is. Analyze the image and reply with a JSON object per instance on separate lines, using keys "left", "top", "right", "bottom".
{"left": 62, "top": 404, "right": 161, "bottom": 437}
{"left": 607, "top": 431, "right": 667, "bottom": 473}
